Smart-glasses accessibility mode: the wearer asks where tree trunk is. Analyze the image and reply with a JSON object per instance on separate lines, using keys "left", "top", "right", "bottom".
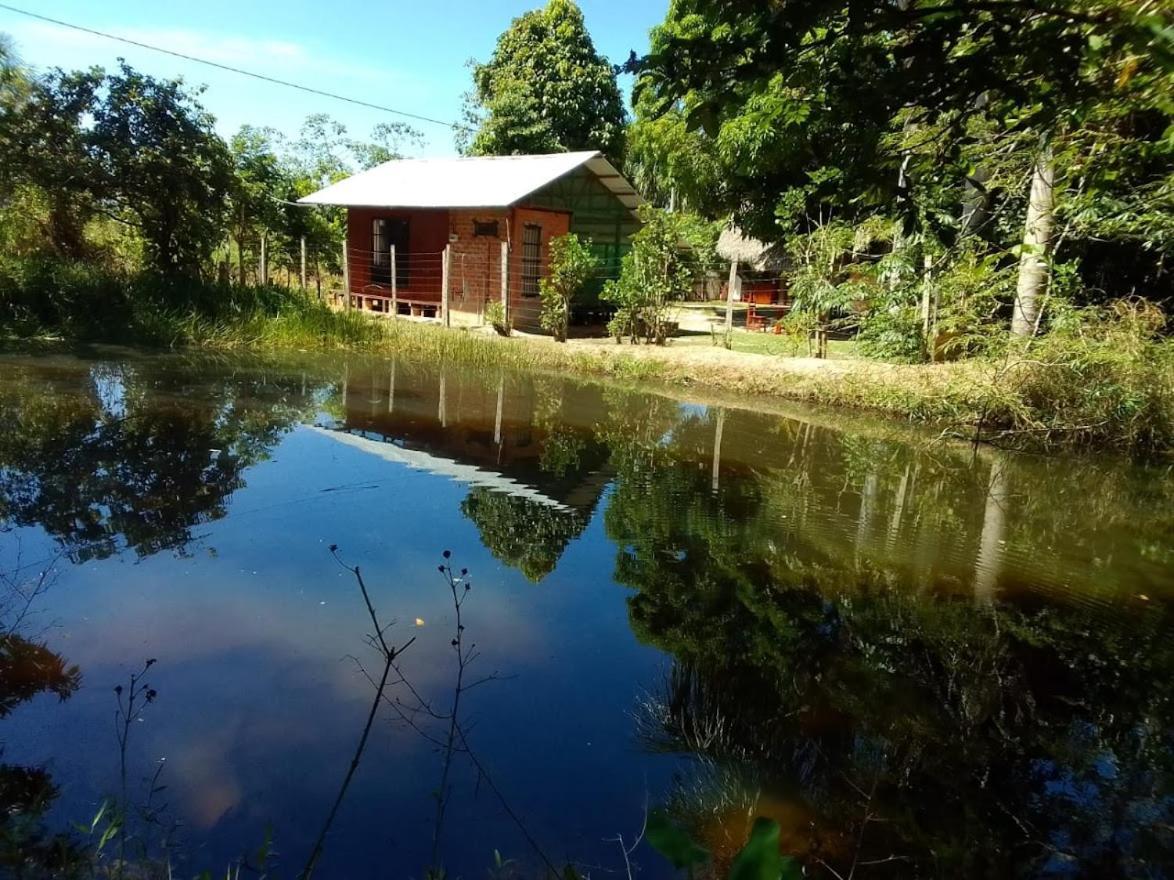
{"left": 1012, "top": 145, "right": 1055, "bottom": 337}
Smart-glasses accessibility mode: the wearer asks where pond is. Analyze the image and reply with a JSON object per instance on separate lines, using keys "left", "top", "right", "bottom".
{"left": 0, "top": 346, "right": 1170, "bottom": 879}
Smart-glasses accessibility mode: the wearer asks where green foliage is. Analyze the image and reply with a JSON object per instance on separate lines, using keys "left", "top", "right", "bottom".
{"left": 646, "top": 810, "right": 709, "bottom": 870}
{"left": 462, "top": 0, "right": 626, "bottom": 161}
{"left": 539, "top": 233, "right": 597, "bottom": 341}
{"left": 90, "top": 63, "right": 234, "bottom": 278}
{"left": 483, "top": 300, "right": 510, "bottom": 336}
{"left": 728, "top": 819, "right": 800, "bottom": 880}
{"left": 602, "top": 206, "right": 717, "bottom": 345}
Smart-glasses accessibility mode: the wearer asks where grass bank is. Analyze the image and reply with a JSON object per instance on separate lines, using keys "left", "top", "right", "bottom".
{"left": 3, "top": 261, "right": 1171, "bottom": 455}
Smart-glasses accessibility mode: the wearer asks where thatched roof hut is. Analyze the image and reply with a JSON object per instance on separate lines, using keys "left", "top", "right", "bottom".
{"left": 716, "top": 227, "right": 787, "bottom": 273}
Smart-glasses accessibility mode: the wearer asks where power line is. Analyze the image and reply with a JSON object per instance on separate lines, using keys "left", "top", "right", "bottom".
{"left": 0, "top": 2, "right": 473, "bottom": 133}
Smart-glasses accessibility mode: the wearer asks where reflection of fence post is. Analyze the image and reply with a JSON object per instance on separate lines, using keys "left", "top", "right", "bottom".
{"left": 711, "top": 408, "right": 725, "bottom": 492}
{"left": 341, "top": 241, "right": 350, "bottom": 310}
{"left": 390, "top": 244, "right": 397, "bottom": 318}
{"left": 494, "top": 376, "right": 504, "bottom": 446}
{"left": 442, "top": 245, "right": 451, "bottom": 328}
{"left": 300, "top": 236, "right": 307, "bottom": 290}
{"left": 500, "top": 240, "right": 509, "bottom": 326}
{"left": 388, "top": 361, "right": 396, "bottom": 414}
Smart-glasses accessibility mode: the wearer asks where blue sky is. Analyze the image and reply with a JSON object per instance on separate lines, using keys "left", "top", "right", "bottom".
{"left": 0, "top": 0, "right": 667, "bottom": 157}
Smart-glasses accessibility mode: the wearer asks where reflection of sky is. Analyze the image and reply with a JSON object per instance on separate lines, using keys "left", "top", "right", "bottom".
{"left": 3, "top": 426, "right": 676, "bottom": 878}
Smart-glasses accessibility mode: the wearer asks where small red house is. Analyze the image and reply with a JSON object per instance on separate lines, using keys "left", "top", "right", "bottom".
{"left": 299, "top": 151, "right": 641, "bottom": 330}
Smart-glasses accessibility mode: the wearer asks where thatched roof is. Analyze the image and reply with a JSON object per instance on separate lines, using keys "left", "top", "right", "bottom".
{"left": 717, "top": 227, "right": 787, "bottom": 273}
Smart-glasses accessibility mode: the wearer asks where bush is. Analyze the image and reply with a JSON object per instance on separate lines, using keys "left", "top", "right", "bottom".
{"left": 856, "top": 305, "right": 926, "bottom": 362}
{"left": 539, "top": 233, "right": 596, "bottom": 342}
{"left": 602, "top": 206, "right": 717, "bottom": 345}
{"left": 484, "top": 300, "right": 510, "bottom": 336}
{"left": 993, "top": 299, "right": 1174, "bottom": 451}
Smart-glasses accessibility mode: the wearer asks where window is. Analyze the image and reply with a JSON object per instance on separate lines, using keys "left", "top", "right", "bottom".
{"left": 371, "top": 218, "right": 409, "bottom": 287}
{"left": 521, "top": 224, "right": 541, "bottom": 297}
{"left": 473, "top": 219, "right": 499, "bottom": 237}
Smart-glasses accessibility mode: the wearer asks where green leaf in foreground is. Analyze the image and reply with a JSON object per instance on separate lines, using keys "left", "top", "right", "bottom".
{"left": 729, "top": 817, "right": 801, "bottom": 880}
{"left": 646, "top": 809, "right": 710, "bottom": 869}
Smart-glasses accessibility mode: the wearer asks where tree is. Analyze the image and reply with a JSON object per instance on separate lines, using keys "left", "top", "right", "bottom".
{"left": 539, "top": 233, "right": 597, "bottom": 341}
{"left": 89, "top": 62, "right": 233, "bottom": 278}
{"left": 349, "top": 121, "right": 424, "bottom": 170}
{"left": 635, "top": 0, "right": 1174, "bottom": 334}
{"left": 0, "top": 66, "right": 102, "bottom": 259}
{"left": 462, "top": 0, "right": 627, "bottom": 162}
{"left": 229, "top": 126, "right": 288, "bottom": 286}
{"left": 602, "top": 206, "right": 716, "bottom": 344}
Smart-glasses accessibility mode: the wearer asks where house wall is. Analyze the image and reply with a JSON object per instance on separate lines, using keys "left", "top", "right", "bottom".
{"left": 345, "top": 205, "right": 574, "bottom": 331}
{"left": 507, "top": 206, "right": 570, "bottom": 331}
{"left": 445, "top": 209, "right": 512, "bottom": 327}
{"left": 346, "top": 207, "right": 449, "bottom": 299}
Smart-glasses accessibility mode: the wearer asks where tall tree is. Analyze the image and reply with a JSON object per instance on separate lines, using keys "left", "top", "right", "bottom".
{"left": 461, "top": 0, "right": 627, "bottom": 162}
{"left": 0, "top": 66, "right": 102, "bottom": 258}
{"left": 636, "top": 0, "right": 1174, "bottom": 329}
{"left": 89, "top": 62, "right": 233, "bottom": 278}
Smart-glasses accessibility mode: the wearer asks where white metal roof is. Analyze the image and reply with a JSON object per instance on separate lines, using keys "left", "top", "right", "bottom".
{"left": 298, "top": 150, "right": 641, "bottom": 213}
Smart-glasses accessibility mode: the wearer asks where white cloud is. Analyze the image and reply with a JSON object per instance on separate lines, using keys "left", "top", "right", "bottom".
{"left": 2, "top": 20, "right": 414, "bottom": 86}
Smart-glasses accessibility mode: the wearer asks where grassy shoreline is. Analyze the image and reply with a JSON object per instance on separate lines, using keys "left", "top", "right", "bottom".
{"left": 3, "top": 274, "right": 1171, "bottom": 455}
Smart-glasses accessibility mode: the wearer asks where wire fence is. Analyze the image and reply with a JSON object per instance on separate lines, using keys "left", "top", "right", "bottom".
{"left": 238, "top": 236, "right": 767, "bottom": 333}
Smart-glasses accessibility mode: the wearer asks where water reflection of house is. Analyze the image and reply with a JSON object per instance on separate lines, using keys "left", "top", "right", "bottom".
{"left": 312, "top": 366, "right": 612, "bottom": 580}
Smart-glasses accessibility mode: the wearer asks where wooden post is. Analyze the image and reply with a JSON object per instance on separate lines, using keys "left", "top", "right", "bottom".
{"left": 500, "top": 240, "right": 509, "bottom": 326}
{"left": 724, "top": 260, "right": 739, "bottom": 335}
{"left": 259, "top": 231, "right": 268, "bottom": 286}
{"left": 711, "top": 408, "right": 725, "bottom": 493}
{"left": 390, "top": 244, "right": 397, "bottom": 317}
{"left": 300, "top": 236, "right": 307, "bottom": 290}
{"left": 441, "top": 245, "right": 451, "bottom": 328}
{"left": 341, "top": 241, "right": 350, "bottom": 310}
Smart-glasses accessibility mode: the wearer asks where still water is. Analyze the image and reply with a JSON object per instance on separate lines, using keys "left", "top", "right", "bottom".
{"left": 0, "top": 346, "right": 1170, "bottom": 878}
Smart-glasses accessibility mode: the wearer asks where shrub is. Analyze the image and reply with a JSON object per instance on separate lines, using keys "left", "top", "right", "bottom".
{"left": 484, "top": 300, "right": 511, "bottom": 337}
{"left": 602, "top": 206, "right": 717, "bottom": 345}
{"left": 857, "top": 305, "right": 926, "bottom": 362}
{"left": 539, "top": 233, "right": 596, "bottom": 342}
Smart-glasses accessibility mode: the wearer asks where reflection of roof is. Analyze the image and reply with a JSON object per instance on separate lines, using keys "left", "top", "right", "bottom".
{"left": 299, "top": 151, "right": 642, "bottom": 214}
{"left": 307, "top": 425, "right": 572, "bottom": 511}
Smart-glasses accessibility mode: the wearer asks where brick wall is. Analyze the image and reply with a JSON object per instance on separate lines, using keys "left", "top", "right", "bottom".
{"left": 446, "top": 209, "right": 511, "bottom": 326}
{"left": 346, "top": 205, "right": 572, "bottom": 331}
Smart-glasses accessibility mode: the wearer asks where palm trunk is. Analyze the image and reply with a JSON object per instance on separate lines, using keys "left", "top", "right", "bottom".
{"left": 1012, "top": 145, "right": 1055, "bottom": 337}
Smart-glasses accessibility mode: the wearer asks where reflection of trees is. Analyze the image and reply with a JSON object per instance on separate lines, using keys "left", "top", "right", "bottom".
{"left": 0, "top": 358, "right": 319, "bottom": 561}
{"left": 0, "top": 554, "right": 85, "bottom": 876}
{"left": 601, "top": 402, "right": 1174, "bottom": 876}
{"left": 460, "top": 489, "right": 588, "bottom": 582}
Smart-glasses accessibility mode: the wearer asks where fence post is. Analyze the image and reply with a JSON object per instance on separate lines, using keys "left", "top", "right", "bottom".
{"left": 390, "top": 244, "right": 397, "bottom": 317}
{"left": 341, "top": 241, "right": 350, "bottom": 310}
{"left": 300, "top": 236, "right": 307, "bottom": 290}
{"left": 500, "top": 239, "right": 509, "bottom": 327}
{"left": 259, "top": 231, "right": 268, "bottom": 286}
{"left": 442, "top": 244, "right": 451, "bottom": 328}
{"left": 724, "top": 259, "right": 739, "bottom": 335}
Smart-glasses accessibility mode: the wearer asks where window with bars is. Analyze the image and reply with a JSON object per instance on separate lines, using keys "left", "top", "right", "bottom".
{"left": 521, "top": 224, "right": 541, "bottom": 297}
{"left": 372, "top": 218, "right": 409, "bottom": 287}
